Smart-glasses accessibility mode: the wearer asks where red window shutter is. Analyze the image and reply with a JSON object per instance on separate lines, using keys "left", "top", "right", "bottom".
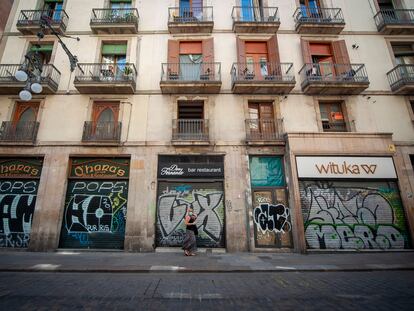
{"left": 267, "top": 35, "right": 280, "bottom": 65}
{"left": 202, "top": 38, "right": 214, "bottom": 64}
{"left": 168, "top": 40, "right": 180, "bottom": 64}
{"left": 267, "top": 35, "right": 281, "bottom": 74}
{"left": 332, "top": 40, "right": 350, "bottom": 64}
{"left": 301, "top": 38, "right": 312, "bottom": 64}
{"left": 237, "top": 36, "right": 246, "bottom": 73}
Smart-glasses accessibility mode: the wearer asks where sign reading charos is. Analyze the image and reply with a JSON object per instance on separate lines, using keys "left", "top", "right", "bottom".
{"left": 296, "top": 156, "right": 397, "bottom": 179}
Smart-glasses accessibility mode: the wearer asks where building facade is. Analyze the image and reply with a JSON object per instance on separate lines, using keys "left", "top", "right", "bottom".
{"left": 0, "top": 0, "right": 413, "bottom": 253}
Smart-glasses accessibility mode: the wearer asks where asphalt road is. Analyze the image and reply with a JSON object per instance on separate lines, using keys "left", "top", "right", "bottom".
{"left": 0, "top": 271, "right": 413, "bottom": 310}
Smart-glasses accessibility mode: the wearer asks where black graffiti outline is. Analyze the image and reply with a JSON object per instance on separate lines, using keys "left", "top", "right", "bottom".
{"left": 253, "top": 203, "right": 292, "bottom": 234}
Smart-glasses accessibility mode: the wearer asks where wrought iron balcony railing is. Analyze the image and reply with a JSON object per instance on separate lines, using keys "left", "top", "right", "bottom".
{"left": 0, "top": 64, "right": 61, "bottom": 89}
{"left": 374, "top": 9, "right": 414, "bottom": 28}
{"left": 17, "top": 9, "right": 69, "bottom": 30}
{"left": 322, "top": 120, "right": 348, "bottom": 132}
{"left": 299, "top": 63, "right": 369, "bottom": 83}
{"left": 387, "top": 64, "right": 414, "bottom": 91}
{"left": 231, "top": 6, "right": 279, "bottom": 22}
{"left": 0, "top": 121, "right": 39, "bottom": 143}
{"left": 293, "top": 7, "right": 344, "bottom": 24}
{"left": 91, "top": 8, "right": 139, "bottom": 24}
{"left": 161, "top": 63, "right": 221, "bottom": 82}
{"left": 168, "top": 6, "right": 213, "bottom": 23}
{"left": 74, "top": 63, "right": 137, "bottom": 83}
{"left": 245, "top": 119, "right": 283, "bottom": 141}
{"left": 172, "top": 119, "right": 209, "bottom": 141}
{"left": 231, "top": 62, "right": 295, "bottom": 83}
{"left": 82, "top": 121, "right": 122, "bottom": 142}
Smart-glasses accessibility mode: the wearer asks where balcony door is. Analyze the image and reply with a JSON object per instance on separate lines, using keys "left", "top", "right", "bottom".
{"left": 101, "top": 43, "right": 127, "bottom": 80}
{"left": 92, "top": 102, "right": 119, "bottom": 139}
{"left": 179, "top": 0, "right": 203, "bottom": 20}
{"left": 11, "top": 102, "right": 39, "bottom": 139}
{"left": 29, "top": 43, "right": 53, "bottom": 65}
{"left": 248, "top": 102, "right": 275, "bottom": 140}
{"left": 241, "top": 0, "right": 264, "bottom": 22}
{"left": 300, "top": 0, "right": 321, "bottom": 18}
{"left": 179, "top": 41, "right": 203, "bottom": 81}
{"left": 110, "top": 0, "right": 132, "bottom": 19}
{"left": 310, "top": 43, "right": 334, "bottom": 78}
{"left": 319, "top": 102, "right": 346, "bottom": 132}
{"left": 246, "top": 42, "right": 268, "bottom": 80}
{"left": 42, "top": 0, "right": 64, "bottom": 21}
{"left": 177, "top": 101, "right": 204, "bottom": 139}
{"left": 392, "top": 44, "right": 414, "bottom": 81}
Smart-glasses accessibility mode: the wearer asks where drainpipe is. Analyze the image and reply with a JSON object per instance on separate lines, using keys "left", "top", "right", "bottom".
{"left": 121, "top": 101, "right": 132, "bottom": 144}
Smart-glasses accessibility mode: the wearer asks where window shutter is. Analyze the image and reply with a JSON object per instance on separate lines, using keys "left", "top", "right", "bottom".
{"left": 102, "top": 44, "right": 127, "bottom": 55}
{"left": 192, "top": 0, "right": 203, "bottom": 8}
{"left": 30, "top": 44, "right": 53, "bottom": 52}
{"left": 202, "top": 38, "right": 214, "bottom": 64}
{"left": 236, "top": 36, "right": 246, "bottom": 72}
{"left": 110, "top": 0, "right": 132, "bottom": 3}
{"left": 301, "top": 38, "right": 312, "bottom": 64}
{"left": 202, "top": 38, "right": 215, "bottom": 77}
{"left": 44, "top": 0, "right": 64, "bottom": 3}
{"left": 332, "top": 40, "right": 350, "bottom": 64}
{"left": 267, "top": 35, "right": 281, "bottom": 74}
{"left": 168, "top": 40, "right": 180, "bottom": 64}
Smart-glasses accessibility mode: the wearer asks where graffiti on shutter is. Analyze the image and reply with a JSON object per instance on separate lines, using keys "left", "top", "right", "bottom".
{"left": 299, "top": 180, "right": 411, "bottom": 250}
{"left": 59, "top": 180, "right": 128, "bottom": 249}
{"left": 156, "top": 182, "right": 225, "bottom": 248}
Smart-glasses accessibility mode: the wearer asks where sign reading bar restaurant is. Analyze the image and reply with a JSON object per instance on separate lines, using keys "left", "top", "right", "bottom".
{"left": 0, "top": 158, "right": 43, "bottom": 178}
{"left": 158, "top": 156, "right": 224, "bottom": 179}
{"left": 296, "top": 156, "right": 397, "bottom": 179}
{"left": 69, "top": 158, "right": 130, "bottom": 179}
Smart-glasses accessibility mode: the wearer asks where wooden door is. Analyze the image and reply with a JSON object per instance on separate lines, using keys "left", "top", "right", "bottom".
{"left": 248, "top": 103, "right": 274, "bottom": 139}
{"left": 246, "top": 42, "right": 268, "bottom": 80}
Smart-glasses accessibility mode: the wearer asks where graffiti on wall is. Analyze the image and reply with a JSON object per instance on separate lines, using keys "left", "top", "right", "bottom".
{"left": 300, "top": 181, "right": 410, "bottom": 250}
{"left": 59, "top": 180, "right": 128, "bottom": 249}
{"left": 156, "top": 182, "right": 225, "bottom": 248}
{"left": 0, "top": 180, "right": 39, "bottom": 248}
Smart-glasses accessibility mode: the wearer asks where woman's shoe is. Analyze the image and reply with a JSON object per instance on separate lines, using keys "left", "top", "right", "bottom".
{"left": 184, "top": 250, "right": 190, "bottom": 256}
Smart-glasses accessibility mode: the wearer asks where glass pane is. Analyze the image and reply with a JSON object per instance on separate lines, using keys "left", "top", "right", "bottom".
{"left": 97, "top": 108, "right": 114, "bottom": 123}
{"left": 19, "top": 108, "right": 35, "bottom": 122}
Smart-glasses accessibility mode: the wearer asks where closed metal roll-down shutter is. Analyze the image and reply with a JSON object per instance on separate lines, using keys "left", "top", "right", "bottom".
{"left": 59, "top": 158, "right": 129, "bottom": 249}
{"left": 156, "top": 181, "right": 225, "bottom": 248}
{"left": 299, "top": 180, "right": 411, "bottom": 250}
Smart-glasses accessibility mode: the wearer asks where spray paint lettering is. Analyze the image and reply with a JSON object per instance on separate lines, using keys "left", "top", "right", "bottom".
{"left": 253, "top": 203, "right": 291, "bottom": 234}
{"left": 156, "top": 182, "right": 225, "bottom": 248}
{"left": 300, "top": 181, "right": 410, "bottom": 250}
{"left": 59, "top": 180, "right": 128, "bottom": 249}
{"left": 0, "top": 180, "right": 39, "bottom": 248}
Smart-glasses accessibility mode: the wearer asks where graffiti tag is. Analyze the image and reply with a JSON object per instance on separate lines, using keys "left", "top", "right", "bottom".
{"left": 253, "top": 203, "right": 291, "bottom": 234}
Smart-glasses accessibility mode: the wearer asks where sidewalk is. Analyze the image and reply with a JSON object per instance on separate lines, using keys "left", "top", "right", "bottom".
{"left": 1, "top": 250, "right": 414, "bottom": 273}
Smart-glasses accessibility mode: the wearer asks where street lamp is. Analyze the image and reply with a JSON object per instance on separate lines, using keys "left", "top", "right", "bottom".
{"left": 16, "top": 14, "right": 81, "bottom": 101}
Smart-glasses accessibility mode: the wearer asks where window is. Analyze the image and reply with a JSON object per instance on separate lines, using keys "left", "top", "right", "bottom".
{"left": 178, "top": 101, "right": 204, "bottom": 120}
{"left": 179, "top": 0, "right": 203, "bottom": 20}
{"left": 12, "top": 102, "right": 39, "bottom": 138}
{"left": 101, "top": 42, "right": 127, "bottom": 79}
{"left": 92, "top": 102, "right": 119, "bottom": 124}
{"left": 392, "top": 43, "right": 414, "bottom": 65}
{"left": 319, "top": 102, "right": 347, "bottom": 132}
{"left": 110, "top": 0, "right": 132, "bottom": 9}
{"left": 378, "top": 0, "right": 395, "bottom": 10}
{"left": 300, "top": 0, "right": 321, "bottom": 17}
{"left": 176, "top": 101, "right": 205, "bottom": 139}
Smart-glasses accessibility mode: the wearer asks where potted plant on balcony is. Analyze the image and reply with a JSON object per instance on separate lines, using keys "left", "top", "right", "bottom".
{"left": 123, "top": 65, "right": 133, "bottom": 80}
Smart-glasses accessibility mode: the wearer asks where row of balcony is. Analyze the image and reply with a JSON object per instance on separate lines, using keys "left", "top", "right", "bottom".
{"left": 1, "top": 62, "right": 412, "bottom": 95}
{"left": 15, "top": 7, "right": 414, "bottom": 35}
{"left": 0, "top": 119, "right": 290, "bottom": 145}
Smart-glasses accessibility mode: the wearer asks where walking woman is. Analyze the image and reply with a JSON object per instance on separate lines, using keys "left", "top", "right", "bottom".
{"left": 182, "top": 207, "right": 198, "bottom": 256}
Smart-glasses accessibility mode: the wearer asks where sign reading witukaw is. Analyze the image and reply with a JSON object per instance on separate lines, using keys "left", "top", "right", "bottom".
{"left": 296, "top": 156, "right": 397, "bottom": 179}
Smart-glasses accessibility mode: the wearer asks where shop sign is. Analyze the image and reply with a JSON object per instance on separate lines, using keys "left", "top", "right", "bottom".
{"left": 158, "top": 163, "right": 224, "bottom": 178}
{"left": 0, "top": 158, "right": 43, "bottom": 178}
{"left": 69, "top": 158, "right": 130, "bottom": 179}
{"left": 296, "top": 156, "right": 397, "bottom": 179}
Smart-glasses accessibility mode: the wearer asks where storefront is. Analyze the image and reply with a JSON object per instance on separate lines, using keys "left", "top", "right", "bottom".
{"left": 59, "top": 157, "right": 130, "bottom": 249}
{"left": 0, "top": 158, "right": 43, "bottom": 248}
{"left": 296, "top": 156, "right": 411, "bottom": 250}
{"left": 249, "top": 156, "right": 293, "bottom": 249}
{"left": 155, "top": 155, "right": 225, "bottom": 248}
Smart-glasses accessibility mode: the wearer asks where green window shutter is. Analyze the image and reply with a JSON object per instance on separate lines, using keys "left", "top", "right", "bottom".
{"left": 110, "top": 0, "right": 132, "bottom": 3}
{"left": 30, "top": 44, "right": 54, "bottom": 52}
{"left": 102, "top": 44, "right": 127, "bottom": 55}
